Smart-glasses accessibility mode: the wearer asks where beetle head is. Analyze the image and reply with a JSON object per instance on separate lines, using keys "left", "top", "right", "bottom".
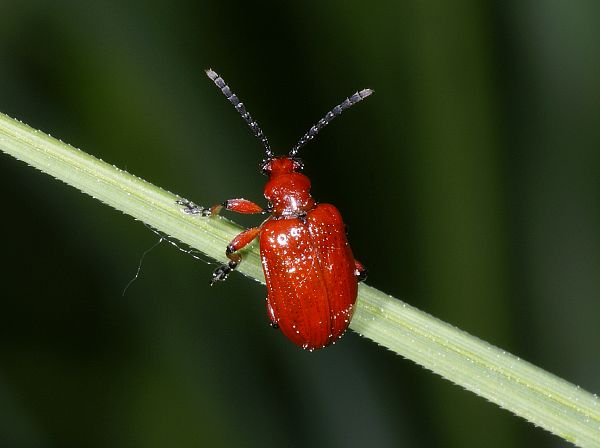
{"left": 263, "top": 158, "right": 314, "bottom": 215}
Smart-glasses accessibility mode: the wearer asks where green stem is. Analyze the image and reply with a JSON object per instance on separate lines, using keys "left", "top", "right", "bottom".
{"left": 1, "top": 112, "right": 599, "bottom": 447}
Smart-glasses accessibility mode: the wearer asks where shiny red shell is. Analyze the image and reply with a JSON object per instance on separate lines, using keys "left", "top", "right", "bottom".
{"left": 260, "top": 158, "right": 358, "bottom": 350}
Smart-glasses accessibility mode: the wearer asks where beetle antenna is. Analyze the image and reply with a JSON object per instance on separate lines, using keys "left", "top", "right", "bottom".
{"left": 205, "top": 69, "right": 274, "bottom": 159}
{"left": 289, "top": 88, "right": 373, "bottom": 157}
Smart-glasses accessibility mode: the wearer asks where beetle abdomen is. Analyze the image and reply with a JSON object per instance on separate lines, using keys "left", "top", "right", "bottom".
{"left": 260, "top": 204, "right": 357, "bottom": 350}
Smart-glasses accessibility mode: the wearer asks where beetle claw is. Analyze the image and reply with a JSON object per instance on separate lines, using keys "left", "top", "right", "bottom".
{"left": 210, "top": 259, "right": 239, "bottom": 285}
{"left": 210, "top": 265, "right": 231, "bottom": 285}
{"left": 355, "top": 267, "right": 368, "bottom": 283}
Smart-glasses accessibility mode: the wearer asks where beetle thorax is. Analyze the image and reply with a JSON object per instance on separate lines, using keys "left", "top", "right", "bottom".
{"left": 263, "top": 157, "right": 315, "bottom": 217}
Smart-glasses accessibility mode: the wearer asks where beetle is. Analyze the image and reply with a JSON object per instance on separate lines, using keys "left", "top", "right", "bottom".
{"left": 178, "top": 69, "right": 372, "bottom": 350}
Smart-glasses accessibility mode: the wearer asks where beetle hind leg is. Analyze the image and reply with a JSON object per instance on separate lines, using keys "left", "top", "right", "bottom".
{"left": 354, "top": 260, "right": 368, "bottom": 283}
{"left": 266, "top": 299, "right": 279, "bottom": 330}
{"left": 210, "top": 226, "right": 262, "bottom": 285}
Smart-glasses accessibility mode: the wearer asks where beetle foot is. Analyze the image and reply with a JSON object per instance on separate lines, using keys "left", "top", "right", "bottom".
{"left": 210, "top": 260, "right": 238, "bottom": 285}
{"left": 355, "top": 267, "right": 368, "bottom": 283}
{"left": 176, "top": 199, "right": 211, "bottom": 217}
{"left": 269, "top": 321, "right": 279, "bottom": 330}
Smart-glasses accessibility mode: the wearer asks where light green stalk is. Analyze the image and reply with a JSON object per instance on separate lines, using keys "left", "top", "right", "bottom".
{"left": 1, "top": 112, "right": 599, "bottom": 447}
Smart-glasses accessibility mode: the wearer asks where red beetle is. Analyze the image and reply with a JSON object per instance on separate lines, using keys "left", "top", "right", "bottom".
{"left": 178, "top": 69, "right": 372, "bottom": 350}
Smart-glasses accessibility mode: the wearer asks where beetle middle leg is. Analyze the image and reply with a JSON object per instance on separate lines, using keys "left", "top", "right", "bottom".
{"left": 211, "top": 226, "right": 262, "bottom": 285}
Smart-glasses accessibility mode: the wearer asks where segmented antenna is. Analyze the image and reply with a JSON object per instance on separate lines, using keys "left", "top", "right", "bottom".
{"left": 205, "top": 69, "right": 274, "bottom": 158}
{"left": 289, "top": 88, "right": 373, "bottom": 157}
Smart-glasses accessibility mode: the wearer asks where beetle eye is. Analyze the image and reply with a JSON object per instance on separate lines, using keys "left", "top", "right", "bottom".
{"left": 260, "top": 159, "right": 271, "bottom": 176}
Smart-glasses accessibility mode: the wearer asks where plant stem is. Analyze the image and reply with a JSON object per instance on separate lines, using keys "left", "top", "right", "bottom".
{"left": 1, "top": 112, "right": 599, "bottom": 447}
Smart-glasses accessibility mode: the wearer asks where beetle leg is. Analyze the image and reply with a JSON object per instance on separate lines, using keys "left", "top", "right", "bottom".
{"left": 354, "top": 260, "right": 368, "bottom": 283}
{"left": 223, "top": 198, "right": 264, "bottom": 214}
{"left": 210, "top": 198, "right": 265, "bottom": 216}
{"left": 210, "top": 226, "right": 262, "bottom": 285}
{"left": 177, "top": 198, "right": 264, "bottom": 217}
{"left": 266, "top": 299, "right": 279, "bottom": 329}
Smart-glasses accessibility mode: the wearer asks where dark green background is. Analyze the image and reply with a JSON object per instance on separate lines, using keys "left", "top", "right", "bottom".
{"left": 1, "top": 1, "right": 599, "bottom": 447}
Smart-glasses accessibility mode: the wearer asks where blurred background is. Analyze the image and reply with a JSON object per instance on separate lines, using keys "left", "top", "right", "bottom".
{"left": 1, "top": 1, "right": 599, "bottom": 447}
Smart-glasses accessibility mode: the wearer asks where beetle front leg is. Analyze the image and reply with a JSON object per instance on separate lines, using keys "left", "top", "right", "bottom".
{"left": 177, "top": 198, "right": 264, "bottom": 217}
{"left": 211, "top": 226, "right": 262, "bottom": 285}
{"left": 354, "top": 260, "right": 368, "bottom": 283}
